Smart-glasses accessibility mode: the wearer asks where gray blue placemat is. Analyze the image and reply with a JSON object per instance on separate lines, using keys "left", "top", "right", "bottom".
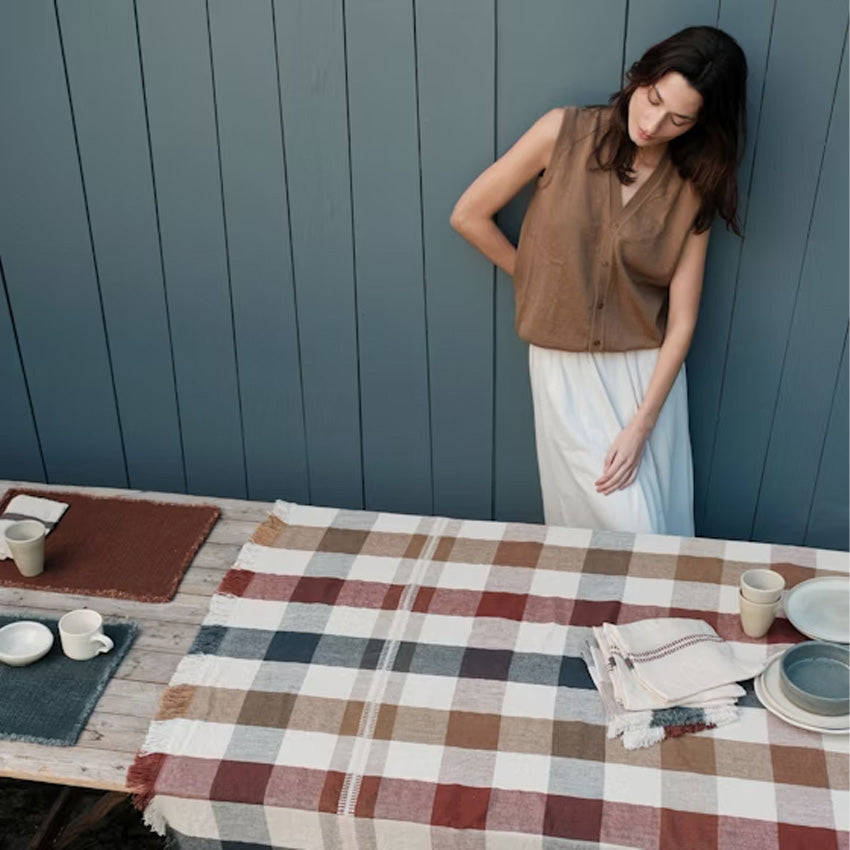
{"left": 0, "top": 614, "right": 137, "bottom": 746}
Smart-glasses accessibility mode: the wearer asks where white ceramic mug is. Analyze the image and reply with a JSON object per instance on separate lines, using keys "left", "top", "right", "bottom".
{"left": 3, "top": 520, "right": 46, "bottom": 577}
{"left": 740, "top": 569, "right": 785, "bottom": 604}
{"left": 739, "top": 591, "right": 780, "bottom": 638}
{"left": 59, "top": 609, "right": 114, "bottom": 661}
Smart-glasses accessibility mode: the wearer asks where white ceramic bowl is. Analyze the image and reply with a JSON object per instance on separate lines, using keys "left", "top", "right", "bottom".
{"left": 0, "top": 621, "right": 54, "bottom": 666}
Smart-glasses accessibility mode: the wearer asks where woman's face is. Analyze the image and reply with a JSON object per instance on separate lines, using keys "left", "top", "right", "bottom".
{"left": 628, "top": 71, "right": 702, "bottom": 150}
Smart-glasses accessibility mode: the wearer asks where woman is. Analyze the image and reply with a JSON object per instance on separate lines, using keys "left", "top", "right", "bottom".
{"left": 451, "top": 26, "right": 747, "bottom": 535}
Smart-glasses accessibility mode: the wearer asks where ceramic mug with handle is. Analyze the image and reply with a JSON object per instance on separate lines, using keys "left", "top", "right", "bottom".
{"left": 59, "top": 609, "right": 114, "bottom": 661}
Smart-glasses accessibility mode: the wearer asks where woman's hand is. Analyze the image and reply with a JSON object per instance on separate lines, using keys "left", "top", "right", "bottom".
{"left": 595, "top": 419, "right": 652, "bottom": 495}
{"left": 593, "top": 228, "right": 710, "bottom": 497}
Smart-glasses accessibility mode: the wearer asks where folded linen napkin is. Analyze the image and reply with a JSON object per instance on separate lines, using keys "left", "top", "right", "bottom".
{"left": 597, "top": 618, "right": 767, "bottom": 709}
{"left": 0, "top": 495, "right": 69, "bottom": 560}
{"left": 581, "top": 638, "right": 740, "bottom": 749}
{"left": 581, "top": 619, "right": 773, "bottom": 749}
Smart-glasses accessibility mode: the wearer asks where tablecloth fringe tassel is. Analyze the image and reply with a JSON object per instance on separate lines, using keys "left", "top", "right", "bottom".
{"left": 141, "top": 798, "right": 169, "bottom": 837}
{"left": 128, "top": 752, "right": 165, "bottom": 813}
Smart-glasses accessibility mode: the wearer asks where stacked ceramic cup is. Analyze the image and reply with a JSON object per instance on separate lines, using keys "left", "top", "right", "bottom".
{"left": 739, "top": 569, "right": 785, "bottom": 638}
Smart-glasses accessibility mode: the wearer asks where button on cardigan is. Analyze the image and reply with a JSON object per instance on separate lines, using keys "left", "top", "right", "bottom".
{"left": 512, "top": 106, "right": 702, "bottom": 352}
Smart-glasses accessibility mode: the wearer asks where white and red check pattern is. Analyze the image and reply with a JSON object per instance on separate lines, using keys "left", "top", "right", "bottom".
{"left": 130, "top": 501, "right": 850, "bottom": 849}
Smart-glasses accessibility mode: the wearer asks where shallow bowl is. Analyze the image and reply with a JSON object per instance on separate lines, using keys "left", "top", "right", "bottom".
{"left": 0, "top": 621, "right": 54, "bottom": 666}
{"left": 779, "top": 641, "right": 850, "bottom": 716}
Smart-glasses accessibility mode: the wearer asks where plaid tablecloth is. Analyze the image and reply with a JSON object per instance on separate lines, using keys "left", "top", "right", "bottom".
{"left": 130, "top": 501, "right": 850, "bottom": 850}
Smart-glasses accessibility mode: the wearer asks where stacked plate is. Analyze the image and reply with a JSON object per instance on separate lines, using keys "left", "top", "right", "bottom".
{"left": 755, "top": 576, "right": 850, "bottom": 734}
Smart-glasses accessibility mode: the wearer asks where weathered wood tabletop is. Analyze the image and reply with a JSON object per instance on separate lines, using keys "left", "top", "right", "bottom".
{"left": 0, "top": 480, "right": 272, "bottom": 793}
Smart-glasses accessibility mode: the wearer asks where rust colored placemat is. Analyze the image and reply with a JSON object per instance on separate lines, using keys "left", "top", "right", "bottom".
{"left": 0, "top": 489, "right": 220, "bottom": 602}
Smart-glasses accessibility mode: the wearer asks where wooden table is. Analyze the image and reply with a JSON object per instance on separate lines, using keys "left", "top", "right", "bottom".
{"left": 0, "top": 480, "right": 271, "bottom": 793}
{"left": 3, "top": 483, "right": 848, "bottom": 850}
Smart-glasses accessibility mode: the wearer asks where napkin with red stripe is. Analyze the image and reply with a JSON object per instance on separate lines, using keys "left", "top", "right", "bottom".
{"left": 582, "top": 618, "right": 771, "bottom": 749}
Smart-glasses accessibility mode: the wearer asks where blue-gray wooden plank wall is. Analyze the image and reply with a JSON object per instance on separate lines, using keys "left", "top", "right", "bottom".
{"left": 0, "top": 0, "right": 846, "bottom": 550}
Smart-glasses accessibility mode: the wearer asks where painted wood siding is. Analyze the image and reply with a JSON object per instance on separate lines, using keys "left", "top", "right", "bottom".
{"left": 0, "top": 0, "right": 846, "bottom": 550}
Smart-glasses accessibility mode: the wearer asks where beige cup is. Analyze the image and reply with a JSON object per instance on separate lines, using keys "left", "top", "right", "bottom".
{"left": 740, "top": 569, "right": 785, "bottom": 604}
{"left": 3, "top": 520, "right": 46, "bottom": 577}
{"left": 739, "top": 591, "right": 780, "bottom": 638}
{"left": 59, "top": 609, "right": 114, "bottom": 661}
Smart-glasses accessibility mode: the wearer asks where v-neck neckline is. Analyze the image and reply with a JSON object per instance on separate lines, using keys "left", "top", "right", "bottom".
{"left": 611, "top": 154, "right": 670, "bottom": 220}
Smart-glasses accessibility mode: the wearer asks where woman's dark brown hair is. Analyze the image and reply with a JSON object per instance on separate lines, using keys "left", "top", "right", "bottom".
{"left": 595, "top": 26, "right": 747, "bottom": 234}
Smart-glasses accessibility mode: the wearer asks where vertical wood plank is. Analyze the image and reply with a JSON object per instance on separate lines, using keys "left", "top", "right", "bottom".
{"left": 703, "top": 0, "right": 847, "bottom": 540}
{"left": 0, "top": 0, "right": 126, "bottom": 486}
{"left": 753, "top": 42, "right": 848, "bottom": 544}
{"left": 136, "top": 0, "right": 246, "bottom": 498}
{"left": 57, "top": 0, "right": 185, "bottom": 493}
{"left": 344, "top": 0, "right": 432, "bottom": 514}
{"left": 494, "top": 0, "right": 626, "bottom": 522}
{"left": 417, "top": 0, "right": 495, "bottom": 520}
{"left": 623, "top": 0, "right": 720, "bottom": 68}
{"left": 689, "top": 0, "right": 774, "bottom": 529}
{"left": 0, "top": 271, "right": 44, "bottom": 480}
{"left": 208, "top": 0, "right": 309, "bottom": 503}
{"left": 805, "top": 336, "right": 849, "bottom": 551}
{"left": 274, "top": 0, "right": 363, "bottom": 509}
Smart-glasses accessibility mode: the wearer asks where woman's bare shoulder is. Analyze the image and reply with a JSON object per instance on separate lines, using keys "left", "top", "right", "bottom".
{"left": 536, "top": 105, "right": 602, "bottom": 145}
{"left": 537, "top": 107, "right": 568, "bottom": 139}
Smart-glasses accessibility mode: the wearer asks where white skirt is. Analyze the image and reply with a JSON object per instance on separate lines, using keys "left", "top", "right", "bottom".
{"left": 528, "top": 344, "right": 694, "bottom": 535}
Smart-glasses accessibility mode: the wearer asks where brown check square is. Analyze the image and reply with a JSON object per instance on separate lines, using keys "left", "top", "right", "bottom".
{"left": 675, "top": 554, "right": 724, "bottom": 585}
{"left": 536, "top": 545, "right": 587, "bottom": 573}
{"left": 178, "top": 686, "right": 251, "bottom": 725}
{"left": 660, "top": 731, "right": 716, "bottom": 775}
{"left": 317, "top": 527, "right": 369, "bottom": 554}
{"left": 583, "top": 547, "right": 632, "bottom": 576}
{"left": 771, "top": 744, "right": 830, "bottom": 789}
{"left": 238, "top": 691, "right": 298, "bottom": 730}
{"left": 359, "top": 531, "right": 415, "bottom": 558}
{"left": 265, "top": 523, "right": 325, "bottom": 551}
{"left": 498, "top": 716, "right": 554, "bottom": 755}
{"left": 445, "top": 710, "right": 501, "bottom": 751}
{"left": 713, "top": 739, "right": 773, "bottom": 782}
{"left": 551, "top": 720, "right": 605, "bottom": 762}
{"left": 494, "top": 540, "right": 542, "bottom": 568}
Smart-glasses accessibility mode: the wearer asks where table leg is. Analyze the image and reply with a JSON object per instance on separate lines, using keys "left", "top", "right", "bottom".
{"left": 25, "top": 787, "right": 82, "bottom": 850}
{"left": 25, "top": 787, "right": 130, "bottom": 850}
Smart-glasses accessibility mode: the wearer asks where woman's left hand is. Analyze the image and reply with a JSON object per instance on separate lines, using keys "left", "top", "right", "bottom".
{"left": 595, "top": 420, "right": 652, "bottom": 495}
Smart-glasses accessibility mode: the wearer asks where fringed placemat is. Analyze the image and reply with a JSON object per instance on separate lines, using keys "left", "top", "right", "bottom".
{"left": 0, "top": 488, "right": 220, "bottom": 603}
{"left": 0, "top": 614, "right": 137, "bottom": 746}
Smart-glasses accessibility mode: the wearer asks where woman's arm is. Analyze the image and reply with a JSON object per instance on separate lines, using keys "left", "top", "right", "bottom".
{"left": 594, "top": 227, "right": 710, "bottom": 495}
{"left": 450, "top": 108, "right": 564, "bottom": 276}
